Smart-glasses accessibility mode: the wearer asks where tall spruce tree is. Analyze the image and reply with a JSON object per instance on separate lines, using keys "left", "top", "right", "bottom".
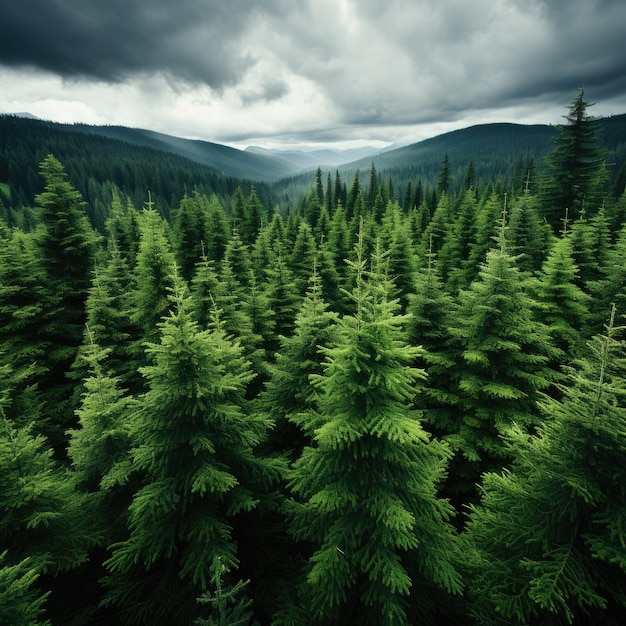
{"left": 446, "top": 227, "right": 556, "bottom": 501}
{"left": 33, "top": 155, "right": 97, "bottom": 453}
{"left": 285, "top": 238, "right": 462, "bottom": 625}
{"left": 465, "top": 307, "right": 626, "bottom": 625}
{"left": 541, "top": 88, "right": 607, "bottom": 228}
{"left": 104, "top": 275, "right": 282, "bottom": 624}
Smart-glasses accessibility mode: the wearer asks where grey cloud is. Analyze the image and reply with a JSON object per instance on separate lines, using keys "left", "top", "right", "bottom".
{"left": 0, "top": 0, "right": 285, "bottom": 88}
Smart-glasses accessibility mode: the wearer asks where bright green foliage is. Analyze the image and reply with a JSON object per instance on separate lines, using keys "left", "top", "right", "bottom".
{"left": 590, "top": 222, "right": 626, "bottom": 337}
{"left": 195, "top": 556, "right": 258, "bottom": 626}
{"left": 240, "top": 186, "right": 266, "bottom": 246}
{"left": 105, "top": 192, "right": 140, "bottom": 265}
{"left": 262, "top": 252, "right": 301, "bottom": 353}
{"left": 286, "top": 240, "right": 462, "bottom": 625}
{"left": 81, "top": 244, "right": 144, "bottom": 393}
{"left": 0, "top": 552, "right": 49, "bottom": 626}
{"left": 327, "top": 202, "right": 352, "bottom": 284}
{"left": 541, "top": 88, "right": 608, "bottom": 228}
{"left": 447, "top": 234, "right": 556, "bottom": 497}
{"left": 465, "top": 190, "right": 502, "bottom": 284}
{"left": 384, "top": 203, "right": 418, "bottom": 313}
{"left": 465, "top": 309, "right": 626, "bottom": 625}
{"left": 419, "top": 192, "right": 452, "bottom": 259}
{"left": 68, "top": 332, "right": 137, "bottom": 541}
{"left": 222, "top": 229, "right": 253, "bottom": 289}
{"left": 439, "top": 188, "right": 477, "bottom": 292}
{"left": 289, "top": 220, "right": 317, "bottom": 296}
{"left": 531, "top": 235, "right": 591, "bottom": 366}
{"left": 260, "top": 268, "right": 338, "bottom": 461}
{"left": 568, "top": 206, "right": 612, "bottom": 295}
{"left": 131, "top": 208, "right": 177, "bottom": 344}
{"left": 104, "top": 275, "right": 281, "bottom": 624}
{"left": 406, "top": 254, "right": 458, "bottom": 439}
{"left": 508, "top": 191, "right": 551, "bottom": 274}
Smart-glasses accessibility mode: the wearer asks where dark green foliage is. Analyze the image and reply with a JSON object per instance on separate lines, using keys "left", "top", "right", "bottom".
{"left": 33, "top": 154, "right": 97, "bottom": 452}
{"left": 0, "top": 230, "right": 47, "bottom": 424}
{"left": 285, "top": 239, "right": 462, "bottom": 625}
{"left": 541, "top": 89, "right": 608, "bottom": 227}
{"left": 0, "top": 552, "right": 49, "bottom": 626}
{"left": 195, "top": 557, "right": 258, "bottom": 626}
{"left": 465, "top": 309, "right": 626, "bottom": 624}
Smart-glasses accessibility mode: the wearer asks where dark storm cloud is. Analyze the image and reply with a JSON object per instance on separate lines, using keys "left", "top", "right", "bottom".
{"left": 0, "top": 0, "right": 285, "bottom": 89}
{"left": 2, "top": 0, "right": 626, "bottom": 144}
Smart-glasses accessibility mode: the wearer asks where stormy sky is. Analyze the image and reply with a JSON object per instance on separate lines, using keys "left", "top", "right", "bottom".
{"left": 1, "top": 0, "right": 626, "bottom": 149}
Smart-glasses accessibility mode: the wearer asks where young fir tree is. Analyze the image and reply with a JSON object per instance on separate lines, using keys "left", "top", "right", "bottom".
{"left": 195, "top": 556, "right": 258, "bottom": 626}
{"left": 507, "top": 191, "right": 551, "bottom": 275}
{"left": 405, "top": 244, "right": 458, "bottom": 441}
{"left": 465, "top": 307, "right": 626, "bottom": 625}
{"left": 259, "top": 267, "right": 339, "bottom": 461}
{"left": 446, "top": 226, "right": 556, "bottom": 501}
{"left": 67, "top": 331, "right": 137, "bottom": 545}
{"left": 130, "top": 207, "right": 177, "bottom": 345}
{"left": 531, "top": 234, "right": 591, "bottom": 369}
{"left": 1, "top": 364, "right": 98, "bottom": 622}
{"left": 33, "top": 154, "right": 97, "bottom": 453}
{"left": 0, "top": 230, "right": 48, "bottom": 425}
{"left": 285, "top": 237, "right": 462, "bottom": 625}
{"left": 103, "top": 274, "right": 282, "bottom": 624}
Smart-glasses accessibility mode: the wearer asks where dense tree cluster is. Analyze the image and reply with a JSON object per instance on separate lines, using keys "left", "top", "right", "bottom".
{"left": 1, "top": 92, "right": 626, "bottom": 624}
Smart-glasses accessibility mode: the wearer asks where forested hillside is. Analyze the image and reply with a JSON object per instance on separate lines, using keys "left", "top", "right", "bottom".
{"left": 0, "top": 115, "right": 276, "bottom": 227}
{"left": 2, "top": 91, "right": 626, "bottom": 625}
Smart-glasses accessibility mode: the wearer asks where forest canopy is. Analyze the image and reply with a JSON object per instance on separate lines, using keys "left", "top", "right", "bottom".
{"left": 1, "top": 90, "right": 626, "bottom": 625}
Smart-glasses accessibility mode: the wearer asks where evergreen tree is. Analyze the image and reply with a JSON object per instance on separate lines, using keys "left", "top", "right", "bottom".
{"left": 289, "top": 221, "right": 317, "bottom": 296}
{"left": 465, "top": 308, "right": 626, "bottom": 625}
{"left": 436, "top": 153, "right": 451, "bottom": 196}
{"left": 259, "top": 268, "right": 338, "bottom": 461}
{"left": 131, "top": 208, "right": 177, "bottom": 345}
{"left": 173, "top": 190, "right": 208, "bottom": 282}
{"left": 33, "top": 154, "right": 98, "bottom": 453}
{"left": 68, "top": 332, "right": 137, "bottom": 542}
{"left": 104, "top": 275, "right": 282, "bottom": 624}
{"left": 406, "top": 248, "right": 458, "bottom": 440}
{"left": 540, "top": 88, "right": 608, "bottom": 228}
{"left": 285, "top": 239, "right": 462, "bottom": 625}
{"left": 446, "top": 229, "right": 556, "bottom": 500}
{"left": 1, "top": 364, "right": 98, "bottom": 620}
{"left": 195, "top": 556, "right": 258, "bottom": 626}
{"left": 507, "top": 191, "right": 551, "bottom": 274}
{"left": 531, "top": 235, "right": 591, "bottom": 368}
{"left": 0, "top": 230, "right": 47, "bottom": 424}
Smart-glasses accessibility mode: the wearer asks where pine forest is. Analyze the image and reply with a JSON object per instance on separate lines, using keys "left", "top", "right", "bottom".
{"left": 2, "top": 90, "right": 626, "bottom": 625}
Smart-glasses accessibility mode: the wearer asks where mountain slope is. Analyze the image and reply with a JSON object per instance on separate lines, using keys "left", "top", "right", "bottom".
{"left": 65, "top": 124, "right": 299, "bottom": 181}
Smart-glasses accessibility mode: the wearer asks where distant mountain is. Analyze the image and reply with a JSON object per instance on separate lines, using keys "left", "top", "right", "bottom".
{"left": 67, "top": 124, "right": 299, "bottom": 181}
{"left": 245, "top": 145, "right": 385, "bottom": 171}
{"left": 336, "top": 116, "right": 626, "bottom": 192}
